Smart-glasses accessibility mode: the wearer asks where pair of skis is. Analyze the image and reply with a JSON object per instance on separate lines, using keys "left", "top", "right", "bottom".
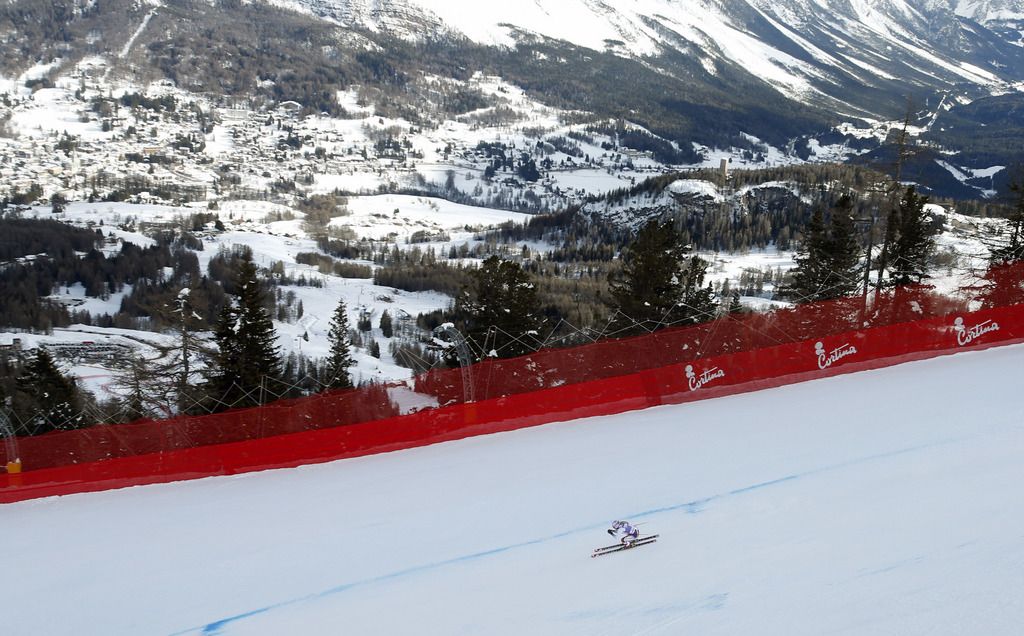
{"left": 591, "top": 534, "right": 659, "bottom": 558}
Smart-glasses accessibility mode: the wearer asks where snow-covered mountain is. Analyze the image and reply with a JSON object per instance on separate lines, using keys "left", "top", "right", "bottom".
{"left": 289, "top": 0, "right": 1024, "bottom": 116}
{"left": 2, "top": 0, "right": 1021, "bottom": 199}
{"left": 954, "top": 0, "right": 1024, "bottom": 23}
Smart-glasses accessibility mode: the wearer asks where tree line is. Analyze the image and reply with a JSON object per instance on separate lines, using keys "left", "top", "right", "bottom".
{"left": 3, "top": 165, "right": 1021, "bottom": 436}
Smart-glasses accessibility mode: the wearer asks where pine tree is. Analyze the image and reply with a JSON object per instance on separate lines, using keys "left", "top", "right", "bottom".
{"left": 608, "top": 219, "right": 715, "bottom": 335}
{"left": 380, "top": 310, "right": 393, "bottom": 338}
{"left": 974, "top": 260, "right": 1024, "bottom": 308}
{"left": 888, "top": 186, "right": 935, "bottom": 286}
{"left": 454, "top": 255, "right": 542, "bottom": 359}
{"left": 789, "top": 207, "right": 829, "bottom": 301}
{"left": 50, "top": 193, "right": 67, "bottom": 214}
{"left": 677, "top": 255, "right": 716, "bottom": 323}
{"left": 828, "top": 195, "right": 863, "bottom": 295}
{"left": 210, "top": 256, "right": 280, "bottom": 409}
{"left": 787, "top": 195, "right": 863, "bottom": 302}
{"left": 210, "top": 300, "right": 242, "bottom": 406}
{"left": 13, "top": 348, "right": 83, "bottom": 435}
{"left": 971, "top": 177, "right": 1024, "bottom": 308}
{"left": 609, "top": 219, "right": 685, "bottom": 333}
{"left": 991, "top": 176, "right": 1024, "bottom": 264}
{"left": 324, "top": 298, "right": 354, "bottom": 390}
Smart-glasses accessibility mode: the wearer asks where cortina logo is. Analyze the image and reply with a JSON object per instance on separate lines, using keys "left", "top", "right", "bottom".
{"left": 815, "top": 341, "right": 857, "bottom": 370}
{"left": 686, "top": 364, "right": 725, "bottom": 391}
{"left": 953, "top": 316, "right": 1000, "bottom": 347}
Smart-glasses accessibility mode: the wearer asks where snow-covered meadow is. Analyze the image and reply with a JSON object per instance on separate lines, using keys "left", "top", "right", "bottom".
{"left": 4, "top": 197, "right": 512, "bottom": 392}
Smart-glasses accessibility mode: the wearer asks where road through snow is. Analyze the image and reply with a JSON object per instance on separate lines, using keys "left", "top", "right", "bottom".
{"left": 5, "top": 344, "right": 1024, "bottom": 635}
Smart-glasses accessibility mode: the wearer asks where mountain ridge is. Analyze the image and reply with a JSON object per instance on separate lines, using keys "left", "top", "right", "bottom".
{"left": 0, "top": 0, "right": 1021, "bottom": 199}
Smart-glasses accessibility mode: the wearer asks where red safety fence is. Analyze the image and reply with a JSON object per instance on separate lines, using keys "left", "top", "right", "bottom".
{"left": 2, "top": 265, "right": 1024, "bottom": 503}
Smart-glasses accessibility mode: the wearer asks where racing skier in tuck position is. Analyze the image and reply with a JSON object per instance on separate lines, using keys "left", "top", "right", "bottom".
{"left": 592, "top": 520, "right": 658, "bottom": 557}
{"left": 607, "top": 520, "right": 641, "bottom": 547}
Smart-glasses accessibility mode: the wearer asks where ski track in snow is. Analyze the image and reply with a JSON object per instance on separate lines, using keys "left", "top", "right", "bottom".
{"left": 119, "top": 10, "right": 156, "bottom": 59}
{"left": 176, "top": 433, "right": 974, "bottom": 636}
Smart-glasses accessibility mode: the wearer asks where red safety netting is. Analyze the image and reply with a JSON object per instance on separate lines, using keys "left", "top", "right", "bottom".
{"left": 2, "top": 261, "right": 1023, "bottom": 503}
{"left": 413, "top": 286, "right": 966, "bottom": 405}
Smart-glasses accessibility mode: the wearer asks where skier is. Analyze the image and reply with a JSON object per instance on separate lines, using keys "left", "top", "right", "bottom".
{"left": 607, "top": 520, "right": 640, "bottom": 546}
{"left": 592, "top": 520, "right": 659, "bottom": 557}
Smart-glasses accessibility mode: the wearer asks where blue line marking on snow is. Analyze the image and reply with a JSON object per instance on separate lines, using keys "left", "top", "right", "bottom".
{"left": 627, "top": 436, "right": 968, "bottom": 523}
{"left": 176, "top": 529, "right": 587, "bottom": 636}
{"left": 201, "top": 607, "right": 278, "bottom": 635}
{"left": 172, "top": 435, "right": 970, "bottom": 635}
{"left": 729, "top": 474, "right": 800, "bottom": 495}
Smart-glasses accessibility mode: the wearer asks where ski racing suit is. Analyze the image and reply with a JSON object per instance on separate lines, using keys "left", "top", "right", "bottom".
{"left": 607, "top": 520, "right": 640, "bottom": 546}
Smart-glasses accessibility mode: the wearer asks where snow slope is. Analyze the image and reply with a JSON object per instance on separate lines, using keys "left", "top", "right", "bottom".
{"left": 956, "top": 0, "right": 1024, "bottom": 22}
{"left": 298, "top": 0, "right": 1021, "bottom": 112}
{"left": 5, "top": 344, "right": 1024, "bottom": 635}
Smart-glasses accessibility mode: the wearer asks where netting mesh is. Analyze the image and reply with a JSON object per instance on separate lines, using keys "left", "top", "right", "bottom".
{"left": 2, "top": 262, "right": 1023, "bottom": 485}
{"left": 414, "top": 287, "right": 965, "bottom": 406}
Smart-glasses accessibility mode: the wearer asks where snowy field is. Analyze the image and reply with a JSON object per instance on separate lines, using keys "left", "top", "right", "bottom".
{"left": 5, "top": 344, "right": 1024, "bottom": 635}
